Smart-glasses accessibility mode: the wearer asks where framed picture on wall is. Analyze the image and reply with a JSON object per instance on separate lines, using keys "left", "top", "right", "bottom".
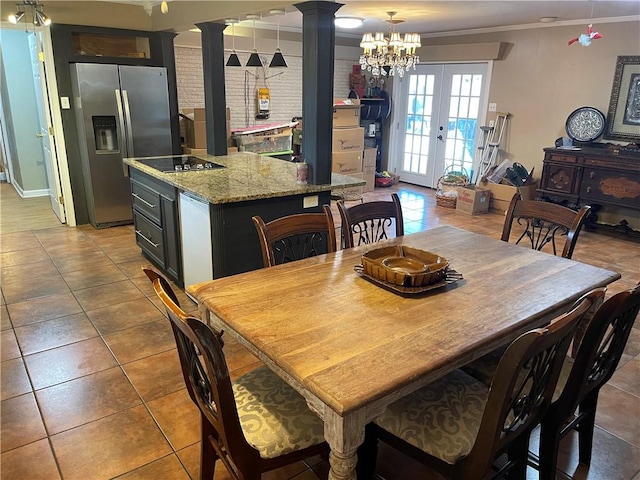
{"left": 604, "top": 55, "right": 640, "bottom": 142}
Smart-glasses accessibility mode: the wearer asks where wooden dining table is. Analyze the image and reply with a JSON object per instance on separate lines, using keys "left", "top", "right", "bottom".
{"left": 187, "top": 225, "right": 621, "bottom": 480}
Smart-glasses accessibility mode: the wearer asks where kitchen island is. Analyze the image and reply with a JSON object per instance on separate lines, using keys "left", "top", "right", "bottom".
{"left": 123, "top": 152, "right": 364, "bottom": 285}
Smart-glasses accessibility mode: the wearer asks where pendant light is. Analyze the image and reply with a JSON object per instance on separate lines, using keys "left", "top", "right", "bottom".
{"left": 269, "top": 9, "right": 287, "bottom": 68}
{"left": 245, "top": 14, "right": 263, "bottom": 68}
{"left": 225, "top": 18, "right": 241, "bottom": 67}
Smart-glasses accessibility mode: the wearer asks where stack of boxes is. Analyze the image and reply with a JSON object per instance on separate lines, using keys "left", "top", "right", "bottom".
{"left": 180, "top": 107, "right": 234, "bottom": 154}
{"left": 332, "top": 99, "right": 364, "bottom": 196}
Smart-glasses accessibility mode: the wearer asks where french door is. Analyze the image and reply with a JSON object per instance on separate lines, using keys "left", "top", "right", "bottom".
{"left": 391, "top": 63, "right": 489, "bottom": 188}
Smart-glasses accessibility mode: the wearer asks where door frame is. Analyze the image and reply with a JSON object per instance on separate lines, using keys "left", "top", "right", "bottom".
{"left": 0, "top": 24, "right": 76, "bottom": 225}
{"left": 388, "top": 61, "right": 493, "bottom": 187}
{"left": 30, "top": 32, "right": 65, "bottom": 222}
{"left": 40, "top": 28, "right": 76, "bottom": 225}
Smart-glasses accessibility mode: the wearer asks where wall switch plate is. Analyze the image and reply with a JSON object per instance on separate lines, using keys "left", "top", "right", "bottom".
{"left": 488, "top": 103, "right": 497, "bottom": 112}
{"left": 303, "top": 195, "right": 319, "bottom": 208}
{"left": 60, "top": 97, "right": 70, "bottom": 109}
{"left": 489, "top": 120, "right": 495, "bottom": 127}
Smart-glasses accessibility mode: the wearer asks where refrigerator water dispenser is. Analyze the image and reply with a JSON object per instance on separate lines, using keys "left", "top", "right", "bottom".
{"left": 93, "top": 116, "right": 118, "bottom": 151}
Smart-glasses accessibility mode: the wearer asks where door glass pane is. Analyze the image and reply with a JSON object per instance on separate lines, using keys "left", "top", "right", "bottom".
{"left": 444, "top": 72, "right": 482, "bottom": 177}
{"left": 403, "top": 74, "right": 434, "bottom": 178}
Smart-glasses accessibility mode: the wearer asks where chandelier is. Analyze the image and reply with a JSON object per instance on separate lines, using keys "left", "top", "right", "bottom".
{"left": 359, "top": 11, "right": 421, "bottom": 78}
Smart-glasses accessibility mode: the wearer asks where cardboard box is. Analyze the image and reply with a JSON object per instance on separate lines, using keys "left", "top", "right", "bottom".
{"left": 456, "top": 186, "right": 491, "bottom": 215}
{"left": 363, "top": 147, "right": 377, "bottom": 168}
{"left": 363, "top": 164, "right": 375, "bottom": 193}
{"left": 332, "top": 151, "right": 362, "bottom": 175}
{"left": 333, "top": 99, "right": 361, "bottom": 128}
{"left": 181, "top": 108, "right": 207, "bottom": 149}
{"left": 182, "top": 146, "right": 207, "bottom": 155}
{"left": 182, "top": 107, "right": 205, "bottom": 121}
{"left": 185, "top": 119, "right": 206, "bottom": 149}
{"left": 332, "top": 127, "right": 364, "bottom": 153}
{"left": 482, "top": 181, "right": 539, "bottom": 212}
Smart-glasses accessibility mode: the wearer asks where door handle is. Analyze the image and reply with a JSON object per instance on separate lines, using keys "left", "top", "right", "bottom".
{"left": 36, "top": 133, "right": 44, "bottom": 138}
{"left": 437, "top": 135, "right": 443, "bottom": 140}
{"left": 122, "top": 90, "right": 135, "bottom": 158}
{"left": 136, "top": 230, "right": 160, "bottom": 248}
{"left": 115, "top": 89, "right": 127, "bottom": 156}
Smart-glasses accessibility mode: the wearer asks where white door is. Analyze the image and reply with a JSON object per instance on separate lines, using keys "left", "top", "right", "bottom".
{"left": 392, "top": 63, "right": 488, "bottom": 188}
{"left": 29, "top": 33, "right": 65, "bottom": 222}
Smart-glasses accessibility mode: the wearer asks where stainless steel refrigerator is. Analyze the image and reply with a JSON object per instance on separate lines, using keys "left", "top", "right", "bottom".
{"left": 70, "top": 63, "right": 172, "bottom": 228}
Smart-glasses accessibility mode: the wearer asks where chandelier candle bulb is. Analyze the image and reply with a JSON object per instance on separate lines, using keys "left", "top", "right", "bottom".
{"left": 359, "top": 11, "right": 420, "bottom": 78}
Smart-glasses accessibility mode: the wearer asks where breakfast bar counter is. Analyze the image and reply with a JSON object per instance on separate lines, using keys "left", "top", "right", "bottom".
{"left": 123, "top": 152, "right": 364, "bottom": 284}
{"left": 123, "top": 152, "right": 361, "bottom": 204}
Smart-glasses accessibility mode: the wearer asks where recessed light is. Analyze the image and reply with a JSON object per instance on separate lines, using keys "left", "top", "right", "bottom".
{"left": 540, "top": 17, "right": 557, "bottom": 23}
{"left": 335, "top": 17, "right": 364, "bottom": 29}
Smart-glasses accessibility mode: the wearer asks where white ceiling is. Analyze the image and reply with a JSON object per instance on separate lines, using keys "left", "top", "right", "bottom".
{"left": 21, "top": 1, "right": 640, "bottom": 38}
{"left": 271, "top": 1, "right": 640, "bottom": 38}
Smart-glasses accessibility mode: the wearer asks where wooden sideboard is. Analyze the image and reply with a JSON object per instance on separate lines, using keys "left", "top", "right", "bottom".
{"left": 539, "top": 147, "right": 640, "bottom": 232}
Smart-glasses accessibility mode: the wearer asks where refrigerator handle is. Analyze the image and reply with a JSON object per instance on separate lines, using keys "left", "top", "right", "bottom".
{"left": 121, "top": 90, "right": 135, "bottom": 158}
{"left": 115, "top": 89, "right": 129, "bottom": 157}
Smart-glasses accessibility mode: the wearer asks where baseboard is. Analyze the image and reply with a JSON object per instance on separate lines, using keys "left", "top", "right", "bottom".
{"left": 16, "top": 186, "right": 50, "bottom": 198}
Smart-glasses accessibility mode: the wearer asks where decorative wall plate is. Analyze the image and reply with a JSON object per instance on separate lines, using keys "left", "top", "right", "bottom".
{"left": 565, "top": 107, "right": 606, "bottom": 143}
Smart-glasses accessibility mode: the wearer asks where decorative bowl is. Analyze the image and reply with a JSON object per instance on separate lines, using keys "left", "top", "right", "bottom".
{"left": 361, "top": 245, "right": 449, "bottom": 287}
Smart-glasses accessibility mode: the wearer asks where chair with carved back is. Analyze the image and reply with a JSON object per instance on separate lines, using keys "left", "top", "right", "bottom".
{"left": 501, "top": 193, "right": 591, "bottom": 259}
{"left": 337, "top": 193, "right": 404, "bottom": 249}
{"left": 142, "top": 268, "right": 328, "bottom": 480}
{"left": 536, "top": 283, "right": 640, "bottom": 478}
{"left": 252, "top": 205, "right": 337, "bottom": 267}
{"left": 356, "top": 292, "right": 599, "bottom": 480}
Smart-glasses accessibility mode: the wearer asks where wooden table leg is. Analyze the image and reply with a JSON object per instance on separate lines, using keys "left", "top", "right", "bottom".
{"left": 324, "top": 409, "right": 365, "bottom": 480}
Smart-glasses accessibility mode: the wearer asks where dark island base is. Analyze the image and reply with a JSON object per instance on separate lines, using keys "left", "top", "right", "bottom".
{"left": 210, "top": 191, "right": 333, "bottom": 278}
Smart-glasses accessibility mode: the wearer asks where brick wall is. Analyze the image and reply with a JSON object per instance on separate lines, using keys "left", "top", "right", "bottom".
{"left": 175, "top": 46, "right": 357, "bottom": 130}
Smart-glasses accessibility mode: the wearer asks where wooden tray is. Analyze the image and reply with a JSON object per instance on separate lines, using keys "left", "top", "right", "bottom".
{"left": 354, "top": 265, "right": 463, "bottom": 297}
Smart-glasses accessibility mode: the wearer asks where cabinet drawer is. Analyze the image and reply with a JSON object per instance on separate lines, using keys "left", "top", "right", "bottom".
{"left": 541, "top": 163, "right": 581, "bottom": 196}
{"left": 131, "top": 179, "right": 161, "bottom": 224}
{"left": 134, "top": 212, "right": 165, "bottom": 267}
{"left": 580, "top": 169, "right": 640, "bottom": 208}
{"left": 546, "top": 153, "right": 579, "bottom": 164}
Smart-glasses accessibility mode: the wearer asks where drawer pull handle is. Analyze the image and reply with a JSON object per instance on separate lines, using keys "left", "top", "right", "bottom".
{"left": 586, "top": 186, "right": 591, "bottom": 193}
{"left": 132, "top": 193, "right": 156, "bottom": 209}
{"left": 589, "top": 171, "right": 595, "bottom": 179}
{"left": 136, "top": 230, "right": 160, "bottom": 248}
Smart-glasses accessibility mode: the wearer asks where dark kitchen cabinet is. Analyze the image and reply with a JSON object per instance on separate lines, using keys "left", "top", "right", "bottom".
{"left": 130, "top": 169, "right": 182, "bottom": 285}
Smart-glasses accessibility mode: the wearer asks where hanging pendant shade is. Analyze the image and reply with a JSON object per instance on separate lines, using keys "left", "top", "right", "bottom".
{"left": 269, "top": 48, "right": 287, "bottom": 68}
{"left": 226, "top": 53, "right": 242, "bottom": 67}
{"left": 246, "top": 51, "right": 263, "bottom": 67}
{"left": 225, "top": 19, "right": 242, "bottom": 67}
{"left": 246, "top": 16, "right": 264, "bottom": 68}
{"left": 269, "top": 9, "right": 288, "bottom": 68}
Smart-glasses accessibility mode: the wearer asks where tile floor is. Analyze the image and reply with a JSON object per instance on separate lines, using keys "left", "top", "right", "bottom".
{"left": 1, "top": 182, "right": 639, "bottom": 479}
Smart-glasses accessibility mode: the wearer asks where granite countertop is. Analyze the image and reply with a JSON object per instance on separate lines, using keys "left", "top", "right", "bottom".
{"left": 123, "top": 152, "right": 365, "bottom": 204}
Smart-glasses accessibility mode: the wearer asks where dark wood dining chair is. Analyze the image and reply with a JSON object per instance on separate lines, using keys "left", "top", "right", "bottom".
{"left": 337, "top": 193, "right": 404, "bottom": 248}
{"left": 252, "top": 205, "right": 337, "bottom": 267}
{"left": 142, "top": 268, "right": 328, "bottom": 480}
{"left": 501, "top": 193, "right": 591, "bottom": 259}
{"left": 356, "top": 293, "right": 598, "bottom": 480}
{"left": 536, "top": 283, "right": 640, "bottom": 478}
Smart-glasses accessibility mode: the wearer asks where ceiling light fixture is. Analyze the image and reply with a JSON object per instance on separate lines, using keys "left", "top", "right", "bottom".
{"left": 225, "top": 18, "right": 241, "bottom": 67}
{"left": 360, "top": 11, "right": 421, "bottom": 78}
{"left": 245, "top": 14, "right": 263, "bottom": 68}
{"left": 335, "top": 17, "right": 364, "bottom": 29}
{"left": 268, "top": 9, "right": 287, "bottom": 68}
{"left": 8, "top": 1, "right": 51, "bottom": 28}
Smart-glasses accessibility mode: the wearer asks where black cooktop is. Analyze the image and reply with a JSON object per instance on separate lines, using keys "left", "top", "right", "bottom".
{"left": 138, "top": 156, "right": 225, "bottom": 173}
